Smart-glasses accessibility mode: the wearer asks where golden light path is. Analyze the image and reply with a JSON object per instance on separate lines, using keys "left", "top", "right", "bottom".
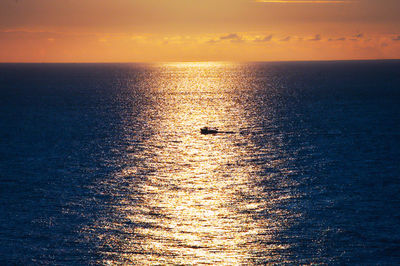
{"left": 92, "top": 62, "right": 296, "bottom": 264}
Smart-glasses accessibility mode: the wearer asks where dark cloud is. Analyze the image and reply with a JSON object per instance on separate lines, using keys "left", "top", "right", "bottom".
{"left": 254, "top": 34, "right": 273, "bottom": 42}
{"left": 393, "top": 35, "right": 400, "bottom": 41}
{"left": 280, "top": 36, "right": 291, "bottom": 42}
{"left": 218, "top": 33, "right": 244, "bottom": 43}
{"left": 206, "top": 39, "right": 218, "bottom": 44}
{"left": 329, "top": 37, "right": 346, "bottom": 41}
{"left": 309, "top": 34, "right": 321, "bottom": 41}
{"left": 347, "top": 33, "right": 363, "bottom": 41}
{"left": 220, "top": 33, "right": 241, "bottom": 40}
{"left": 381, "top": 42, "right": 389, "bottom": 47}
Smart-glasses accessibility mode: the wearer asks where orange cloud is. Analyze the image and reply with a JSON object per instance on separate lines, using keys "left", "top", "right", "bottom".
{"left": 280, "top": 36, "right": 291, "bottom": 42}
{"left": 309, "top": 34, "right": 321, "bottom": 41}
{"left": 253, "top": 35, "right": 273, "bottom": 42}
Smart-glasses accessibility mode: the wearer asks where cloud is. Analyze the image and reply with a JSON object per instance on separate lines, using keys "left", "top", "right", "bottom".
{"left": 231, "top": 39, "right": 245, "bottom": 43}
{"left": 309, "top": 34, "right": 321, "bottom": 41}
{"left": 206, "top": 39, "right": 219, "bottom": 44}
{"left": 254, "top": 34, "right": 273, "bottom": 42}
{"left": 218, "top": 33, "right": 244, "bottom": 43}
{"left": 346, "top": 33, "right": 363, "bottom": 41}
{"left": 280, "top": 36, "right": 291, "bottom": 42}
{"left": 328, "top": 37, "right": 346, "bottom": 41}
{"left": 205, "top": 33, "right": 244, "bottom": 44}
{"left": 220, "top": 33, "right": 241, "bottom": 40}
{"left": 392, "top": 35, "right": 400, "bottom": 41}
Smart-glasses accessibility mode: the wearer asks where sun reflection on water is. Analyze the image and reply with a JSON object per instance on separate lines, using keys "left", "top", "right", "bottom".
{"left": 92, "top": 62, "right": 296, "bottom": 264}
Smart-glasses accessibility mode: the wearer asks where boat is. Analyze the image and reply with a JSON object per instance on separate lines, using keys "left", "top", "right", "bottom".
{"left": 200, "top": 127, "right": 218, "bottom": 134}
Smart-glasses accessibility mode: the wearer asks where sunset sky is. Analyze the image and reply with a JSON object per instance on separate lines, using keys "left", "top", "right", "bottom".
{"left": 1, "top": 0, "right": 399, "bottom": 62}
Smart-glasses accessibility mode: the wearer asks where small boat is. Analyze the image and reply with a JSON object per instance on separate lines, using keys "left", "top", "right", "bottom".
{"left": 200, "top": 127, "right": 218, "bottom": 134}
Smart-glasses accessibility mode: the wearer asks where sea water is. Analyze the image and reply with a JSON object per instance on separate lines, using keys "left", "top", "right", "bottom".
{"left": 0, "top": 61, "right": 399, "bottom": 264}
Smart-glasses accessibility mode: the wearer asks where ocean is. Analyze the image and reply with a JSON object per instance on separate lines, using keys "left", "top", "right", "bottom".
{"left": 0, "top": 61, "right": 399, "bottom": 264}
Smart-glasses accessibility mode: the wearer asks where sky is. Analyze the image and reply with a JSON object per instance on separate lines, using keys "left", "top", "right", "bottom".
{"left": 0, "top": 0, "right": 400, "bottom": 62}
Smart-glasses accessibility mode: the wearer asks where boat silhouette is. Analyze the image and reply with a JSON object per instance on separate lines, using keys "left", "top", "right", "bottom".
{"left": 200, "top": 127, "right": 218, "bottom": 134}
{"left": 200, "top": 127, "right": 235, "bottom": 134}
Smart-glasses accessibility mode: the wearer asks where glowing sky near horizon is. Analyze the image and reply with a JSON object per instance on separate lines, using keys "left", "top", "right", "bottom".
{"left": 255, "top": 1, "right": 354, "bottom": 3}
{"left": 0, "top": 0, "right": 399, "bottom": 62}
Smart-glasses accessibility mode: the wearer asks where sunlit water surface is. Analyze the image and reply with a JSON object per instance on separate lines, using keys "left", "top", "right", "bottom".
{"left": 0, "top": 61, "right": 399, "bottom": 264}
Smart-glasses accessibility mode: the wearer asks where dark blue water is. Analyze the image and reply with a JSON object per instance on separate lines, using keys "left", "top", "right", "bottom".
{"left": 0, "top": 61, "right": 399, "bottom": 264}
